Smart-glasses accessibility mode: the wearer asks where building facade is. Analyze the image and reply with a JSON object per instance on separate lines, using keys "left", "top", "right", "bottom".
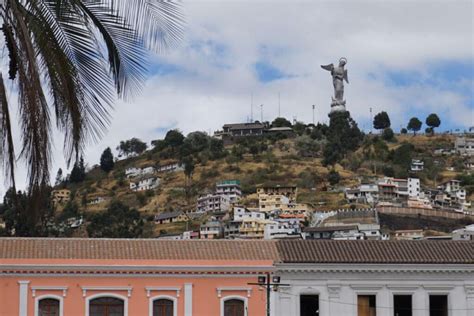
{"left": 1, "top": 239, "right": 473, "bottom": 316}
{"left": 215, "top": 180, "right": 242, "bottom": 203}
{"left": 197, "top": 194, "right": 231, "bottom": 213}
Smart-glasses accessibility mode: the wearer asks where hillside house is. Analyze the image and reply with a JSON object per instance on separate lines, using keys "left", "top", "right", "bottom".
{"left": 257, "top": 184, "right": 297, "bottom": 202}
{"left": 197, "top": 194, "right": 231, "bottom": 213}
{"left": 129, "top": 177, "right": 160, "bottom": 191}
{"left": 303, "top": 225, "right": 361, "bottom": 240}
{"left": 156, "top": 162, "right": 184, "bottom": 173}
{"left": 436, "top": 179, "right": 471, "bottom": 210}
{"left": 394, "top": 229, "right": 424, "bottom": 240}
{"left": 154, "top": 211, "right": 188, "bottom": 224}
{"left": 51, "top": 189, "right": 71, "bottom": 206}
{"left": 87, "top": 196, "right": 106, "bottom": 205}
{"left": 239, "top": 218, "right": 276, "bottom": 239}
{"left": 220, "top": 122, "right": 266, "bottom": 137}
{"left": 410, "top": 159, "right": 424, "bottom": 172}
{"left": 264, "top": 218, "right": 301, "bottom": 239}
{"left": 125, "top": 166, "right": 155, "bottom": 178}
{"left": 455, "top": 136, "right": 474, "bottom": 156}
{"left": 259, "top": 194, "right": 290, "bottom": 212}
{"left": 233, "top": 206, "right": 266, "bottom": 222}
{"left": 452, "top": 224, "right": 474, "bottom": 240}
{"left": 215, "top": 180, "right": 242, "bottom": 203}
{"left": 200, "top": 217, "right": 224, "bottom": 239}
{"left": 344, "top": 183, "right": 379, "bottom": 204}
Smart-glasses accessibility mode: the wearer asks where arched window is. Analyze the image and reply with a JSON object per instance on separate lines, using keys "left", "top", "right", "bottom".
{"left": 153, "top": 299, "right": 174, "bottom": 316}
{"left": 224, "top": 299, "right": 245, "bottom": 316}
{"left": 89, "top": 297, "right": 125, "bottom": 316}
{"left": 38, "top": 298, "right": 60, "bottom": 316}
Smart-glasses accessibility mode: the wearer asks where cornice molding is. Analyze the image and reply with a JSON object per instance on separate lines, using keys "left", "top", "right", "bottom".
{"left": 216, "top": 287, "right": 252, "bottom": 298}
{"left": 31, "top": 286, "right": 68, "bottom": 298}
{"left": 145, "top": 287, "right": 181, "bottom": 298}
{"left": 81, "top": 286, "right": 133, "bottom": 298}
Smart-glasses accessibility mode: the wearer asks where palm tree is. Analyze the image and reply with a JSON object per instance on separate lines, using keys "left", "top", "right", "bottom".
{"left": 0, "top": 0, "right": 183, "bottom": 227}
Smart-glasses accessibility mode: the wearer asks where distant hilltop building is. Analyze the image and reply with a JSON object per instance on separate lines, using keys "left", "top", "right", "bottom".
{"left": 455, "top": 136, "right": 474, "bottom": 156}
{"left": 213, "top": 122, "right": 295, "bottom": 144}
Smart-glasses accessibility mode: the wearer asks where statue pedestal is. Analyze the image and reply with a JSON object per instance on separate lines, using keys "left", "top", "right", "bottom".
{"left": 330, "top": 98, "right": 347, "bottom": 114}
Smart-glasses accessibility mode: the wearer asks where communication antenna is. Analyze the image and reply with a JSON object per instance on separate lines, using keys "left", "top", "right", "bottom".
{"left": 278, "top": 92, "right": 281, "bottom": 117}
{"left": 312, "top": 104, "right": 316, "bottom": 125}
{"left": 260, "top": 104, "right": 264, "bottom": 122}
{"left": 370, "top": 107, "right": 373, "bottom": 134}
{"left": 251, "top": 93, "right": 254, "bottom": 122}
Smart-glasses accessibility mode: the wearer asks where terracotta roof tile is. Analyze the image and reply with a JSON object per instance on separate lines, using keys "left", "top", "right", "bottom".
{"left": 0, "top": 238, "right": 278, "bottom": 261}
{"left": 277, "top": 240, "right": 474, "bottom": 264}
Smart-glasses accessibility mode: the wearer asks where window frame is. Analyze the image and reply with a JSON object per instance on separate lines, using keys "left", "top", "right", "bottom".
{"left": 220, "top": 295, "right": 248, "bottom": 316}
{"left": 35, "top": 294, "right": 63, "bottom": 316}
{"left": 149, "top": 295, "right": 177, "bottom": 316}
{"left": 427, "top": 293, "right": 450, "bottom": 316}
{"left": 85, "top": 293, "right": 128, "bottom": 316}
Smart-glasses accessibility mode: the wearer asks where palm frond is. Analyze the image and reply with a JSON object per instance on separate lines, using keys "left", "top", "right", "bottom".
{"left": 0, "top": 73, "right": 16, "bottom": 189}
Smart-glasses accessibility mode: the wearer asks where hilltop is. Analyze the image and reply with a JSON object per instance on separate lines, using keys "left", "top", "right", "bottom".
{"left": 47, "top": 127, "right": 472, "bottom": 238}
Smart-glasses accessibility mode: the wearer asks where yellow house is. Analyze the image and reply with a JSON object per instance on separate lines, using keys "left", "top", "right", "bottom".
{"left": 51, "top": 189, "right": 71, "bottom": 206}
{"left": 259, "top": 194, "right": 290, "bottom": 212}
{"left": 257, "top": 184, "right": 297, "bottom": 201}
{"left": 239, "top": 218, "right": 275, "bottom": 239}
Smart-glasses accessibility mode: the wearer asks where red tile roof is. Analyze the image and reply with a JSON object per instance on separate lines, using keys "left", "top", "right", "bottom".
{"left": 0, "top": 238, "right": 278, "bottom": 261}
{"left": 277, "top": 240, "right": 474, "bottom": 264}
{"left": 0, "top": 239, "right": 472, "bottom": 264}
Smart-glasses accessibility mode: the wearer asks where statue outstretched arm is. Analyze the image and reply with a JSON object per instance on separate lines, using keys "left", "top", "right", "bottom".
{"left": 344, "top": 69, "right": 349, "bottom": 84}
{"left": 321, "top": 64, "right": 334, "bottom": 72}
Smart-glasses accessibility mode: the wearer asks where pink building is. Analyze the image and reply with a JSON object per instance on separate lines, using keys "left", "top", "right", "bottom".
{"left": 0, "top": 239, "right": 278, "bottom": 316}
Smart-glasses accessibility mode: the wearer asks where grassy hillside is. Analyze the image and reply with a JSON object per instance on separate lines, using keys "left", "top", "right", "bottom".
{"left": 56, "top": 132, "right": 471, "bottom": 237}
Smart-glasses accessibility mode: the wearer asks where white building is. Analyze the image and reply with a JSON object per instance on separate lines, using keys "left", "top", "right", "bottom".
{"left": 129, "top": 177, "right": 160, "bottom": 191}
{"left": 455, "top": 136, "right": 474, "bottom": 156}
{"left": 452, "top": 224, "right": 474, "bottom": 241}
{"left": 273, "top": 240, "right": 474, "bottom": 316}
{"left": 199, "top": 217, "right": 223, "bottom": 239}
{"left": 156, "top": 162, "right": 184, "bottom": 173}
{"left": 410, "top": 159, "right": 424, "bottom": 172}
{"left": 408, "top": 178, "right": 421, "bottom": 198}
{"left": 264, "top": 218, "right": 301, "bottom": 239}
{"left": 197, "top": 194, "right": 231, "bottom": 213}
{"left": 233, "top": 206, "right": 266, "bottom": 222}
{"left": 125, "top": 166, "right": 155, "bottom": 178}
{"left": 216, "top": 180, "right": 242, "bottom": 203}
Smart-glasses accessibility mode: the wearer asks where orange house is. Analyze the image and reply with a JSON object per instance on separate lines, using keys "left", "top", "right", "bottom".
{"left": 0, "top": 239, "right": 279, "bottom": 316}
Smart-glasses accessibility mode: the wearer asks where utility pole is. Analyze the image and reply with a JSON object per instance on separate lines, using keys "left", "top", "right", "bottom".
{"left": 251, "top": 93, "right": 254, "bottom": 122}
{"left": 312, "top": 104, "right": 316, "bottom": 125}
{"left": 248, "top": 274, "right": 289, "bottom": 316}
{"left": 260, "top": 104, "right": 264, "bottom": 122}
{"left": 370, "top": 107, "right": 373, "bottom": 134}
{"left": 278, "top": 92, "right": 281, "bottom": 117}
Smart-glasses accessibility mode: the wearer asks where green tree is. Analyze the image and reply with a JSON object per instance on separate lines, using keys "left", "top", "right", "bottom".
{"left": 373, "top": 111, "right": 391, "bottom": 131}
{"left": 323, "top": 111, "right": 363, "bottom": 166}
{"left": 426, "top": 113, "right": 441, "bottom": 134}
{"left": 69, "top": 157, "right": 86, "bottom": 183}
{"left": 87, "top": 201, "right": 143, "bottom": 238}
{"left": 382, "top": 127, "right": 395, "bottom": 141}
{"left": 271, "top": 117, "right": 292, "bottom": 127}
{"left": 116, "top": 138, "right": 147, "bottom": 157}
{"left": 0, "top": 1, "right": 183, "bottom": 200}
{"left": 400, "top": 128, "right": 408, "bottom": 134}
{"left": 407, "top": 117, "right": 422, "bottom": 135}
{"left": 209, "top": 138, "right": 226, "bottom": 160}
{"left": 293, "top": 122, "right": 306, "bottom": 135}
{"left": 164, "top": 129, "right": 185, "bottom": 148}
{"left": 327, "top": 170, "right": 341, "bottom": 186}
{"left": 100, "top": 147, "right": 114, "bottom": 172}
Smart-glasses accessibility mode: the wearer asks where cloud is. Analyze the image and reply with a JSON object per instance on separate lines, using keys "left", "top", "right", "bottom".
{"left": 1, "top": 0, "right": 473, "bottom": 197}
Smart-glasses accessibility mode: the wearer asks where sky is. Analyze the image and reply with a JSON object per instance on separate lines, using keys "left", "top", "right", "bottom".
{"left": 1, "top": 0, "right": 473, "bottom": 198}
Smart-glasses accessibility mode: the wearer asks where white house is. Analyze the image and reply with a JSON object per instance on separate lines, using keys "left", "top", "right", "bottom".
{"left": 156, "top": 162, "right": 184, "bottom": 173}
{"left": 408, "top": 178, "right": 421, "bottom": 198}
{"left": 410, "top": 159, "right": 424, "bottom": 172}
{"left": 273, "top": 240, "right": 474, "bottom": 316}
{"left": 129, "top": 177, "right": 160, "bottom": 191}
{"left": 455, "top": 136, "right": 474, "bottom": 156}
{"left": 197, "top": 194, "right": 231, "bottom": 213}
{"left": 452, "top": 224, "right": 474, "bottom": 241}
{"left": 233, "top": 206, "right": 266, "bottom": 222}
{"left": 263, "top": 218, "right": 301, "bottom": 239}
{"left": 125, "top": 166, "right": 155, "bottom": 178}
{"left": 216, "top": 180, "right": 242, "bottom": 203}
